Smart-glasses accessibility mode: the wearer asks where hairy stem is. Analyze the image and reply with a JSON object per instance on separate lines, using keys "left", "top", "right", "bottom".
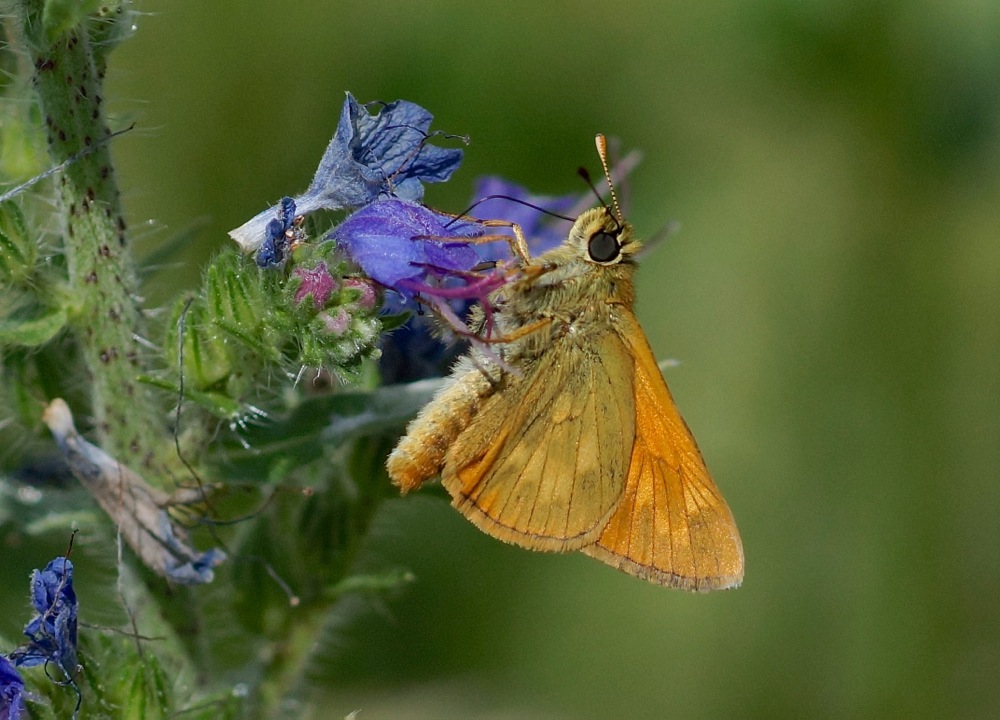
{"left": 17, "top": 1, "right": 172, "bottom": 476}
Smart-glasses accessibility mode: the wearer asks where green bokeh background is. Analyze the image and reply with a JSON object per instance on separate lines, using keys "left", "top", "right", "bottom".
{"left": 39, "top": 0, "right": 1000, "bottom": 717}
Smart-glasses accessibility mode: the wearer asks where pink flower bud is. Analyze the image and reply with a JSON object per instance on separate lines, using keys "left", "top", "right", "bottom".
{"left": 293, "top": 261, "right": 338, "bottom": 309}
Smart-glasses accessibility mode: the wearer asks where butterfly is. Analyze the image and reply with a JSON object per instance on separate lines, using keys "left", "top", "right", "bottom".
{"left": 387, "top": 136, "right": 743, "bottom": 590}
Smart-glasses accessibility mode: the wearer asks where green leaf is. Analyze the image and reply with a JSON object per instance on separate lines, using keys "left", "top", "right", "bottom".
{"left": 215, "top": 379, "right": 440, "bottom": 478}
{"left": 377, "top": 311, "right": 411, "bottom": 332}
{"left": 0, "top": 200, "right": 35, "bottom": 282}
{"left": 325, "top": 567, "right": 416, "bottom": 599}
{"left": 0, "top": 306, "right": 67, "bottom": 345}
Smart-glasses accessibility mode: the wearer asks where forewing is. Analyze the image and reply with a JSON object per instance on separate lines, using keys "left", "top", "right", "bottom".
{"left": 443, "top": 330, "right": 635, "bottom": 552}
{"left": 582, "top": 316, "right": 744, "bottom": 590}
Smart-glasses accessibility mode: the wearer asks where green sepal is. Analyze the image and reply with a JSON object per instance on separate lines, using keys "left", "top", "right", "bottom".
{"left": 41, "top": 0, "right": 105, "bottom": 43}
{"left": 165, "top": 296, "right": 234, "bottom": 391}
{"left": 378, "top": 311, "right": 411, "bottom": 332}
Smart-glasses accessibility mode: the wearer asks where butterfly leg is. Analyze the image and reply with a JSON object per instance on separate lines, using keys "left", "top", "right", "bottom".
{"left": 475, "top": 316, "right": 553, "bottom": 345}
{"left": 419, "top": 217, "right": 533, "bottom": 265}
{"left": 475, "top": 220, "right": 532, "bottom": 264}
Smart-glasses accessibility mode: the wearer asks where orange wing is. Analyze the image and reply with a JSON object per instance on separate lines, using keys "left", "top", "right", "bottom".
{"left": 581, "top": 314, "right": 744, "bottom": 591}
{"left": 442, "top": 329, "right": 636, "bottom": 552}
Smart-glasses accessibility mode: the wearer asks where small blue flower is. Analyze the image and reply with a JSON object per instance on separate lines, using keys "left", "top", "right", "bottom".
{"left": 10, "top": 557, "right": 77, "bottom": 674}
{"left": 331, "top": 197, "right": 483, "bottom": 292}
{"left": 230, "top": 93, "right": 464, "bottom": 254}
{"left": 0, "top": 656, "right": 25, "bottom": 720}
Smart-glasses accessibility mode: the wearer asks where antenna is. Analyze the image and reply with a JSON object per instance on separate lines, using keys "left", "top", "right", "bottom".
{"left": 595, "top": 134, "right": 623, "bottom": 223}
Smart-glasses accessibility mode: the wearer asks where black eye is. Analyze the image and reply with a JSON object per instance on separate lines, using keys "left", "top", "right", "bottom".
{"left": 588, "top": 231, "right": 621, "bottom": 263}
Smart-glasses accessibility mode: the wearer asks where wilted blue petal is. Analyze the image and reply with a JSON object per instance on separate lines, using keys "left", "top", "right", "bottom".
{"left": 0, "top": 656, "right": 25, "bottom": 720}
{"left": 331, "top": 198, "right": 482, "bottom": 290}
{"left": 10, "top": 557, "right": 77, "bottom": 673}
{"left": 307, "top": 93, "right": 464, "bottom": 209}
{"left": 230, "top": 93, "right": 464, "bottom": 252}
{"left": 470, "top": 176, "right": 576, "bottom": 259}
{"left": 157, "top": 513, "right": 226, "bottom": 584}
{"left": 256, "top": 196, "right": 298, "bottom": 268}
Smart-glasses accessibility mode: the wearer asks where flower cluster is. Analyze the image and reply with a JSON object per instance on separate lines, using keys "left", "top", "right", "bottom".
{"left": 229, "top": 92, "right": 466, "bottom": 256}
{"left": 230, "top": 93, "right": 503, "bottom": 314}
{"left": 228, "top": 93, "right": 641, "bottom": 381}
{"left": 287, "top": 252, "right": 382, "bottom": 368}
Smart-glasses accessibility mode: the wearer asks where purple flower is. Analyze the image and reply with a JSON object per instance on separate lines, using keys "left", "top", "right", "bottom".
{"left": 331, "top": 198, "right": 484, "bottom": 292}
{"left": 370, "top": 176, "right": 584, "bottom": 381}
{"left": 0, "top": 656, "right": 24, "bottom": 720}
{"left": 9, "top": 557, "right": 77, "bottom": 674}
{"left": 230, "top": 93, "right": 465, "bottom": 254}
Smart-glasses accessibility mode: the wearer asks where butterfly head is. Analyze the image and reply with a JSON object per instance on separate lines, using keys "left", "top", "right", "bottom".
{"left": 511, "top": 135, "right": 639, "bottom": 304}
{"left": 567, "top": 206, "right": 639, "bottom": 267}
{"left": 567, "top": 133, "right": 640, "bottom": 268}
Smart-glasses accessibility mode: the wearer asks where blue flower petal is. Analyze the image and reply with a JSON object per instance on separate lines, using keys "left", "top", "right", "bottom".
{"left": 156, "top": 512, "right": 227, "bottom": 585}
{"left": 0, "top": 655, "right": 25, "bottom": 720}
{"left": 11, "top": 557, "right": 77, "bottom": 673}
{"left": 299, "top": 93, "right": 463, "bottom": 215}
{"left": 164, "top": 548, "right": 227, "bottom": 585}
{"left": 317, "top": 94, "right": 463, "bottom": 205}
{"left": 331, "top": 198, "right": 482, "bottom": 290}
{"left": 231, "top": 93, "right": 464, "bottom": 253}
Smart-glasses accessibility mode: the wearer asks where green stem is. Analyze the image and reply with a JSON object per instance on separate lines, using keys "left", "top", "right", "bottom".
{"left": 17, "top": 1, "right": 173, "bottom": 476}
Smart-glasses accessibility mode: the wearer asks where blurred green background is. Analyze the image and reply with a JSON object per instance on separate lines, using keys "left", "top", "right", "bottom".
{"left": 60, "top": 0, "right": 1000, "bottom": 717}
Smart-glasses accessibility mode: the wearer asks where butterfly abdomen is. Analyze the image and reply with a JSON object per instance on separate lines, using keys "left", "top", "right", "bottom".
{"left": 387, "top": 361, "right": 499, "bottom": 493}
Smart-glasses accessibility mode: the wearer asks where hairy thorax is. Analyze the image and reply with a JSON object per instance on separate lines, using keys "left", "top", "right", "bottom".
{"left": 488, "top": 247, "right": 637, "bottom": 367}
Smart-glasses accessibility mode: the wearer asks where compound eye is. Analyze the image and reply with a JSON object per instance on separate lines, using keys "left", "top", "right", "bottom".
{"left": 588, "top": 231, "right": 621, "bottom": 263}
